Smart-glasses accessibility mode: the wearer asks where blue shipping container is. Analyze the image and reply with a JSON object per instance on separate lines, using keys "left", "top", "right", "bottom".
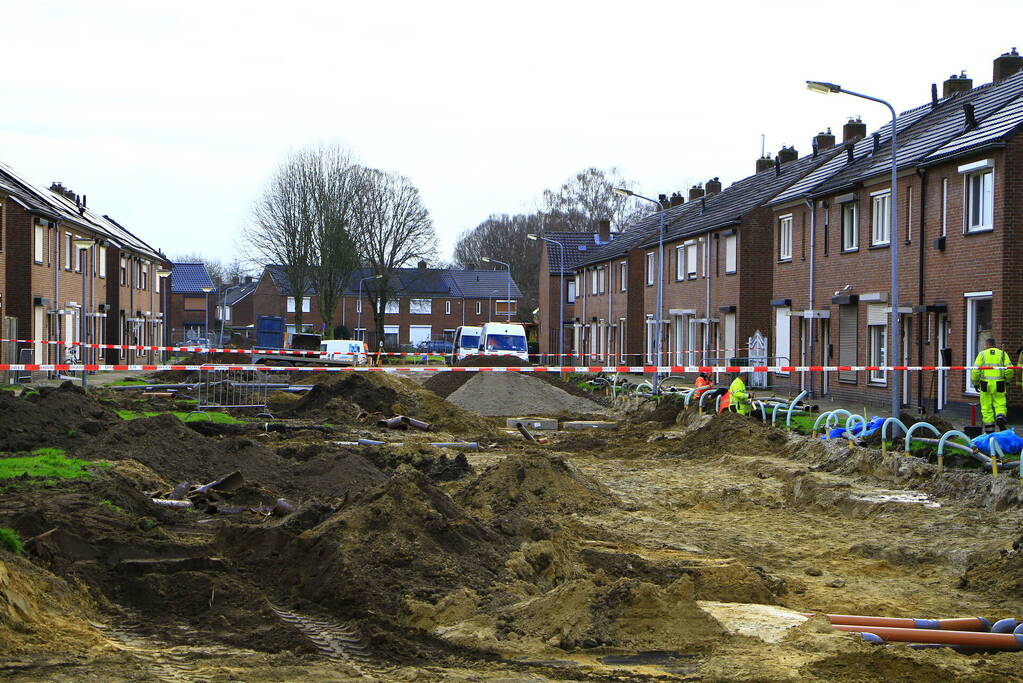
{"left": 256, "top": 315, "right": 285, "bottom": 350}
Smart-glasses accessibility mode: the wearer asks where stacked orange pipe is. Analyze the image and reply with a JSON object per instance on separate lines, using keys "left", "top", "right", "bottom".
{"left": 831, "top": 624, "right": 1023, "bottom": 649}
{"left": 806, "top": 613, "right": 990, "bottom": 631}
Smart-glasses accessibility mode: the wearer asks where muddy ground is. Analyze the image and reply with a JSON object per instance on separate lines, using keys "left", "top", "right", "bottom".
{"left": 4, "top": 375, "right": 1023, "bottom": 680}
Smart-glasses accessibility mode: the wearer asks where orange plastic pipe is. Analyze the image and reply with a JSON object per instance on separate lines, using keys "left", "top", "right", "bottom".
{"left": 832, "top": 625, "right": 1023, "bottom": 649}
{"left": 806, "top": 614, "right": 990, "bottom": 631}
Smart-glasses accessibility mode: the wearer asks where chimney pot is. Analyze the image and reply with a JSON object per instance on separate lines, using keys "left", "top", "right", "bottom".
{"left": 756, "top": 155, "right": 774, "bottom": 173}
{"left": 943, "top": 71, "right": 973, "bottom": 97}
{"left": 994, "top": 47, "right": 1023, "bottom": 82}
{"left": 597, "top": 219, "right": 611, "bottom": 242}
{"left": 813, "top": 128, "right": 836, "bottom": 151}
{"left": 842, "top": 116, "right": 866, "bottom": 143}
{"left": 777, "top": 145, "right": 798, "bottom": 164}
{"left": 669, "top": 191, "right": 684, "bottom": 207}
{"left": 687, "top": 184, "right": 705, "bottom": 201}
{"left": 705, "top": 177, "right": 722, "bottom": 195}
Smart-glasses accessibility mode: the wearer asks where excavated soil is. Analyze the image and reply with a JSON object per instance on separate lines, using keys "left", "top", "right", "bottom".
{"left": 0, "top": 382, "right": 117, "bottom": 452}
{"left": 446, "top": 372, "right": 607, "bottom": 417}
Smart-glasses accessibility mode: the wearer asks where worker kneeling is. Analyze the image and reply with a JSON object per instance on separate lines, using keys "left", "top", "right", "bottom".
{"left": 972, "top": 336, "right": 1013, "bottom": 433}
{"left": 718, "top": 373, "right": 752, "bottom": 416}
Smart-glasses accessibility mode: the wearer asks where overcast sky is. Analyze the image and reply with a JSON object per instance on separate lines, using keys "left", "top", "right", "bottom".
{"left": 4, "top": 0, "right": 1022, "bottom": 267}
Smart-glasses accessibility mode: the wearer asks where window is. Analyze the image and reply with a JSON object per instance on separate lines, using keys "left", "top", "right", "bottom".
{"left": 98, "top": 246, "right": 106, "bottom": 278}
{"left": 778, "top": 215, "right": 792, "bottom": 260}
{"left": 867, "top": 304, "right": 888, "bottom": 384}
{"left": 774, "top": 306, "right": 791, "bottom": 375}
{"left": 598, "top": 266, "right": 605, "bottom": 294}
{"left": 675, "top": 245, "right": 684, "bottom": 280}
{"left": 645, "top": 252, "right": 654, "bottom": 285}
{"left": 941, "top": 178, "right": 948, "bottom": 237}
{"left": 475, "top": 301, "right": 482, "bottom": 315}
{"left": 65, "top": 233, "right": 73, "bottom": 271}
{"left": 841, "top": 202, "right": 858, "bottom": 251}
{"left": 356, "top": 298, "right": 362, "bottom": 313}
{"left": 34, "top": 223, "right": 44, "bottom": 263}
{"left": 140, "top": 262, "right": 148, "bottom": 290}
{"left": 965, "top": 294, "right": 993, "bottom": 394}
{"left": 905, "top": 186, "right": 913, "bottom": 243}
{"left": 724, "top": 234, "right": 736, "bottom": 273}
{"left": 591, "top": 268, "right": 598, "bottom": 295}
{"left": 567, "top": 279, "right": 576, "bottom": 303}
{"left": 444, "top": 300, "right": 451, "bottom": 314}
{"left": 966, "top": 170, "right": 993, "bottom": 232}
{"left": 574, "top": 274, "right": 581, "bottom": 299}
{"left": 871, "top": 191, "right": 891, "bottom": 245}
{"left": 120, "top": 257, "right": 127, "bottom": 285}
{"left": 409, "top": 298, "right": 431, "bottom": 314}
{"left": 384, "top": 299, "right": 399, "bottom": 314}
{"left": 686, "top": 243, "right": 697, "bottom": 278}
{"left": 619, "top": 261, "right": 627, "bottom": 291}
{"left": 287, "top": 297, "right": 296, "bottom": 313}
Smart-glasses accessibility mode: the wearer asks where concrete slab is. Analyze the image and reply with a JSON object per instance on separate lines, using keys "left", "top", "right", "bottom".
{"left": 506, "top": 417, "right": 558, "bottom": 431}
{"left": 563, "top": 420, "right": 617, "bottom": 431}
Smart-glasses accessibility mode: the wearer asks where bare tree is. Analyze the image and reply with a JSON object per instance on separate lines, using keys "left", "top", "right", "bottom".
{"left": 245, "top": 155, "right": 316, "bottom": 329}
{"left": 541, "top": 167, "right": 645, "bottom": 232}
{"left": 452, "top": 213, "right": 542, "bottom": 319}
{"left": 356, "top": 169, "right": 438, "bottom": 347}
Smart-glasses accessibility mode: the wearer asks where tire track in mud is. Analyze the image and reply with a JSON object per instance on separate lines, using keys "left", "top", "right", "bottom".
{"left": 266, "top": 600, "right": 397, "bottom": 678}
{"left": 89, "top": 620, "right": 208, "bottom": 682}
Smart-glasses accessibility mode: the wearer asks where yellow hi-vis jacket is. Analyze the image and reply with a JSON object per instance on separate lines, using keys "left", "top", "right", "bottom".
{"left": 972, "top": 347, "right": 1014, "bottom": 386}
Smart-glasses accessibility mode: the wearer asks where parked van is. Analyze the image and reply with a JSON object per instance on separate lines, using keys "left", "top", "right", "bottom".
{"left": 477, "top": 323, "right": 529, "bottom": 362}
{"left": 450, "top": 326, "right": 482, "bottom": 364}
{"left": 319, "top": 340, "right": 368, "bottom": 365}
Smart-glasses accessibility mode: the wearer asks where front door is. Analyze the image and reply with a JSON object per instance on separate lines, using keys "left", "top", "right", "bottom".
{"left": 821, "top": 320, "right": 830, "bottom": 396}
{"left": 937, "top": 313, "right": 949, "bottom": 411}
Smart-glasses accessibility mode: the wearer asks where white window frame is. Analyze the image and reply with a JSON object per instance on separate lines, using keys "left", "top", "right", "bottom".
{"left": 384, "top": 299, "right": 399, "bottom": 314}
{"left": 905, "top": 186, "right": 913, "bottom": 243}
{"left": 409, "top": 298, "right": 432, "bottom": 314}
{"left": 591, "top": 268, "right": 598, "bottom": 295}
{"left": 685, "top": 242, "right": 697, "bottom": 279}
{"left": 774, "top": 306, "right": 791, "bottom": 376}
{"left": 619, "top": 261, "right": 627, "bottom": 291}
{"left": 871, "top": 190, "right": 891, "bottom": 245}
{"left": 356, "top": 298, "right": 362, "bottom": 313}
{"left": 964, "top": 292, "right": 994, "bottom": 395}
{"left": 567, "top": 279, "right": 576, "bottom": 303}
{"left": 286, "top": 297, "right": 296, "bottom": 313}
{"left": 475, "top": 301, "right": 482, "bottom": 315}
{"left": 841, "top": 202, "right": 858, "bottom": 251}
{"left": 724, "top": 233, "right": 737, "bottom": 274}
{"left": 964, "top": 168, "right": 994, "bottom": 233}
{"left": 645, "top": 252, "right": 654, "bottom": 286}
{"left": 65, "top": 233, "right": 74, "bottom": 271}
{"left": 941, "top": 178, "right": 948, "bottom": 237}
{"left": 120, "top": 256, "right": 127, "bottom": 286}
{"left": 444, "top": 300, "right": 451, "bottom": 314}
{"left": 778, "top": 215, "right": 793, "bottom": 261}
{"left": 98, "top": 245, "right": 107, "bottom": 278}
{"left": 33, "top": 223, "right": 44, "bottom": 263}
{"left": 868, "top": 323, "right": 887, "bottom": 384}
{"left": 302, "top": 297, "right": 310, "bottom": 313}
{"left": 574, "top": 274, "right": 581, "bottom": 299}
{"left": 675, "top": 245, "right": 684, "bottom": 281}
{"left": 598, "top": 265, "right": 605, "bottom": 294}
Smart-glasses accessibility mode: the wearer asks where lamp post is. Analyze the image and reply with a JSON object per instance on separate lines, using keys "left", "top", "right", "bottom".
{"left": 614, "top": 188, "right": 665, "bottom": 394}
{"left": 807, "top": 80, "right": 900, "bottom": 418}
{"left": 481, "top": 257, "right": 512, "bottom": 320}
{"left": 527, "top": 233, "right": 565, "bottom": 364}
{"left": 156, "top": 268, "right": 172, "bottom": 361}
{"left": 357, "top": 274, "right": 383, "bottom": 342}
{"left": 73, "top": 238, "right": 98, "bottom": 388}
{"left": 201, "top": 287, "right": 213, "bottom": 353}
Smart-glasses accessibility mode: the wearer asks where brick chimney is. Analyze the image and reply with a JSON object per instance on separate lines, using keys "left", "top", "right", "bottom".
{"left": 669, "top": 191, "right": 684, "bottom": 207}
{"left": 597, "top": 219, "right": 611, "bottom": 242}
{"left": 814, "top": 128, "right": 836, "bottom": 151}
{"left": 688, "top": 184, "right": 705, "bottom": 201}
{"left": 417, "top": 260, "right": 427, "bottom": 269}
{"left": 843, "top": 116, "right": 866, "bottom": 143}
{"left": 777, "top": 146, "right": 798, "bottom": 164}
{"left": 245, "top": 275, "right": 253, "bottom": 284}
{"left": 994, "top": 48, "right": 1023, "bottom": 82}
{"left": 705, "top": 177, "right": 722, "bottom": 195}
{"left": 658, "top": 193, "right": 670, "bottom": 209}
{"left": 943, "top": 71, "right": 973, "bottom": 97}
{"left": 756, "top": 155, "right": 774, "bottom": 173}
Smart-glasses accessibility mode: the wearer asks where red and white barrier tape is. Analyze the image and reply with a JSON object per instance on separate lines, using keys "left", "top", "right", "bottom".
{"left": 0, "top": 364, "right": 1015, "bottom": 373}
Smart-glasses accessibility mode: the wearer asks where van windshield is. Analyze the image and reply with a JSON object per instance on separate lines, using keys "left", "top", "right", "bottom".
{"left": 459, "top": 335, "right": 479, "bottom": 349}
{"left": 483, "top": 334, "right": 527, "bottom": 352}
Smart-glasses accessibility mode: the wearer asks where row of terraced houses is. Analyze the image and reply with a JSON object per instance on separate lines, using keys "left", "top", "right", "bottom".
{"left": 537, "top": 49, "right": 1023, "bottom": 416}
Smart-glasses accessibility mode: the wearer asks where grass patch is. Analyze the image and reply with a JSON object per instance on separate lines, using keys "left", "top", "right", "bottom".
{"left": 0, "top": 448, "right": 109, "bottom": 486}
{"left": 0, "top": 528, "right": 23, "bottom": 555}
{"left": 107, "top": 379, "right": 150, "bottom": 387}
{"left": 115, "top": 409, "right": 243, "bottom": 424}
{"left": 99, "top": 498, "right": 124, "bottom": 514}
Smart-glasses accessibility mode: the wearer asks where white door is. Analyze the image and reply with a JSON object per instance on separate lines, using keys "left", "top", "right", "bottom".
{"left": 33, "top": 306, "right": 45, "bottom": 363}
{"left": 65, "top": 309, "right": 77, "bottom": 362}
{"left": 687, "top": 318, "right": 697, "bottom": 366}
{"left": 673, "top": 316, "right": 684, "bottom": 365}
{"left": 902, "top": 317, "right": 911, "bottom": 406}
{"left": 723, "top": 312, "right": 736, "bottom": 360}
{"left": 799, "top": 317, "right": 809, "bottom": 392}
{"left": 937, "top": 314, "right": 949, "bottom": 411}
{"left": 409, "top": 325, "right": 432, "bottom": 347}
{"left": 774, "top": 307, "right": 791, "bottom": 377}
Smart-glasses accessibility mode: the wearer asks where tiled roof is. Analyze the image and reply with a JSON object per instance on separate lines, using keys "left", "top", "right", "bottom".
{"left": 447, "top": 269, "right": 523, "bottom": 299}
{"left": 541, "top": 232, "right": 614, "bottom": 274}
{"left": 0, "top": 161, "right": 167, "bottom": 263}
{"left": 263, "top": 265, "right": 316, "bottom": 296}
{"left": 171, "top": 263, "right": 215, "bottom": 294}
{"left": 576, "top": 202, "right": 700, "bottom": 268}
{"left": 221, "top": 280, "right": 257, "bottom": 306}
{"left": 262, "top": 264, "right": 521, "bottom": 299}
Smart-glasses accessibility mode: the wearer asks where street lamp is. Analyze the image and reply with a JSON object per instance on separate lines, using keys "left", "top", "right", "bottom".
{"left": 807, "top": 80, "right": 900, "bottom": 418}
{"left": 201, "top": 287, "right": 213, "bottom": 350}
{"left": 614, "top": 188, "right": 666, "bottom": 394}
{"left": 156, "top": 268, "right": 172, "bottom": 362}
{"left": 72, "top": 237, "right": 98, "bottom": 388}
{"left": 481, "top": 257, "right": 512, "bottom": 320}
{"left": 357, "top": 274, "right": 383, "bottom": 342}
{"left": 527, "top": 233, "right": 565, "bottom": 364}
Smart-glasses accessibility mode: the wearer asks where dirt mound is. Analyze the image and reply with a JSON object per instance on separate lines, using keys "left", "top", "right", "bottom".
{"left": 502, "top": 575, "right": 724, "bottom": 650}
{"left": 288, "top": 373, "right": 397, "bottom": 418}
{"left": 554, "top": 432, "right": 610, "bottom": 453}
{"left": 629, "top": 395, "right": 687, "bottom": 426}
{"left": 218, "top": 469, "right": 513, "bottom": 619}
{"left": 456, "top": 454, "right": 619, "bottom": 519}
{"left": 360, "top": 443, "right": 473, "bottom": 481}
{"left": 673, "top": 410, "right": 789, "bottom": 458}
{"left": 446, "top": 372, "right": 606, "bottom": 417}
{"left": 457, "top": 356, "right": 531, "bottom": 367}
{"left": 0, "top": 382, "right": 117, "bottom": 452}
{"left": 71, "top": 414, "right": 386, "bottom": 501}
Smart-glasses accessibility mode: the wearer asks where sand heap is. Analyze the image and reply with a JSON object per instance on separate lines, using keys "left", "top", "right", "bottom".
{"left": 0, "top": 382, "right": 117, "bottom": 452}
{"left": 445, "top": 372, "right": 605, "bottom": 417}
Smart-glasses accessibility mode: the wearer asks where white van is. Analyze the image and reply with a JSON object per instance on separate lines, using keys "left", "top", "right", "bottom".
{"left": 477, "top": 323, "right": 529, "bottom": 362}
{"left": 450, "top": 326, "right": 482, "bottom": 364}
{"left": 320, "top": 340, "right": 368, "bottom": 365}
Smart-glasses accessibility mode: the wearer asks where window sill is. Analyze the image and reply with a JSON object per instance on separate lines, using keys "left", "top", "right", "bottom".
{"left": 840, "top": 248, "right": 859, "bottom": 254}
{"left": 778, "top": 258, "right": 792, "bottom": 263}
{"left": 868, "top": 243, "right": 890, "bottom": 250}
{"left": 868, "top": 380, "right": 888, "bottom": 386}
{"left": 725, "top": 270, "right": 736, "bottom": 275}
{"left": 965, "top": 227, "right": 994, "bottom": 235}
{"left": 687, "top": 275, "right": 698, "bottom": 280}
{"left": 34, "top": 260, "right": 43, "bottom": 265}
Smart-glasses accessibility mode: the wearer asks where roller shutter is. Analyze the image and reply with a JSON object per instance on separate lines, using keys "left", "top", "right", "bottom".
{"left": 838, "top": 304, "right": 858, "bottom": 382}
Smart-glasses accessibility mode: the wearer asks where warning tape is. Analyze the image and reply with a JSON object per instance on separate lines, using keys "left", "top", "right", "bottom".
{"left": 0, "top": 364, "right": 1015, "bottom": 373}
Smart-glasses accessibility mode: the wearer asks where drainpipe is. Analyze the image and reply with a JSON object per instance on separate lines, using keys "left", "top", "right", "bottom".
{"left": 704, "top": 235, "right": 711, "bottom": 366}
{"left": 53, "top": 221, "right": 60, "bottom": 365}
{"left": 607, "top": 264, "right": 613, "bottom": 362}
{"left": 805, "top": 198, "right": 816, "bottom": 398}
{"left": 916, "top": 168, "right": 928, "bottom": 412}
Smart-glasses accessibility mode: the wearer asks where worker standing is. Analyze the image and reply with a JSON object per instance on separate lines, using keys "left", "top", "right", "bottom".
{"left": 972, "top": 336, "right": 1013, "bottom": 433}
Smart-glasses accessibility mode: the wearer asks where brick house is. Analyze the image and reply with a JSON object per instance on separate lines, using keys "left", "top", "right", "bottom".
{"left": 536, "top": 229, "right": 609, "bottom": 359}
{"left": 769, "top": 51, "right": 1023, "bottom": 416}
{"left": 167, "top": 263, "right": 215, "bottom": 343}
{"left": 0, "top": 163, "right": 169, "bottom": 367}
{"left": 253, "top": 262, "right": 521, "bottom": 349}
{"left": 216, "top": 277, "right": 257, "bottom": 330}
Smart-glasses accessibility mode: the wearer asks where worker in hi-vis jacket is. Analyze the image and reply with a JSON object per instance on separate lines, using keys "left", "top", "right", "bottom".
{"left": 719, "top": 373, "right": 751, "bottom": 415}
{"left": 972, "top": 336, "right": 1013, "bottom": 433}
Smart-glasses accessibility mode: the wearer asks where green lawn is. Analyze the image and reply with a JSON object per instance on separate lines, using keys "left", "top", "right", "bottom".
{"left": 0, "top": 448, "right": 109, "bottom": 485}
{"left": 107, "top": 379, "right": 150, "bottom": 386}
{"left": 115, "top": 409, "right": 244, "bottom": 424}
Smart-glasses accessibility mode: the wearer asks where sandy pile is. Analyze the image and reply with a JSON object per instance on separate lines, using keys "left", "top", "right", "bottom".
{"left": 446, "top": 372, "right": 605, "bottom": 417}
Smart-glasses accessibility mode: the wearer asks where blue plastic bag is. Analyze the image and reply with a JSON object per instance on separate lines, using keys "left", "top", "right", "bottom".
{"left": 972, "top": 429, "right": 1023, "bottom": 456}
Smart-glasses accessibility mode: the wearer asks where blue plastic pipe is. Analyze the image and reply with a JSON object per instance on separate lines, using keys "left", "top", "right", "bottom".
{"left": 785, "top": 391, "right": 808, "bottom": 430}
{"left": 904, "top": 422, "right": 941, "bottom": 457}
